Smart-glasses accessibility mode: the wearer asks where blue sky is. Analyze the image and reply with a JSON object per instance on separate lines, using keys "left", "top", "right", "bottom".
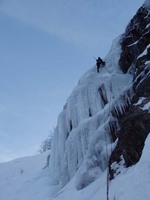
{"left": 0, "top": 0, "right": 144, "bottom": 162}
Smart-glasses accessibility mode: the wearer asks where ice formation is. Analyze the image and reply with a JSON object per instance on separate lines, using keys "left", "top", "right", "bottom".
{"left": 49, "top": 36, "right": 133, "bottom": 190}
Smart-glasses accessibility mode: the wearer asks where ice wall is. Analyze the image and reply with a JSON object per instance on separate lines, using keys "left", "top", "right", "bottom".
{"left": 49, "top": 36, "right": 133, "bottom": 190}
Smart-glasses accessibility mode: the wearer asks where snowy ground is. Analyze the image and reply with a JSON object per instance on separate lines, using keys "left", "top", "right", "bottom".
{"left": 0, "top": 134, "right": 150, "bottom": 200}
{"left": 52, "top": 134, "right": 150, "bottom": 200}
{"left": 0, "top": 151, "right": 59, "bottom": 200}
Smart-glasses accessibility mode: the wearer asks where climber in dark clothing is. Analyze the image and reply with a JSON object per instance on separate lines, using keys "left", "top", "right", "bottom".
{"left": 96, "top": 57, "right": 105, "bottom": 73}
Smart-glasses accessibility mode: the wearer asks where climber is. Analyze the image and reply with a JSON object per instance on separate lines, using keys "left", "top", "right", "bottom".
{"left": 96, "top": 57, "right": 105, "bottom": 73}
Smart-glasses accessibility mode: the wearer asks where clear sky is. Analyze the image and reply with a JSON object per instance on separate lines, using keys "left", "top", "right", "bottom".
{"left": 0, "top": 0, "right": 144, "bottom": 162}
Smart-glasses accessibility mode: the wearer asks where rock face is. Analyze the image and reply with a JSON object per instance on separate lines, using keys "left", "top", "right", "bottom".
{"left": 119, "top": 5, "right": 150, "bottom": 73}
{"left": 109, "top": 3, "right": 150, "bottom": 179}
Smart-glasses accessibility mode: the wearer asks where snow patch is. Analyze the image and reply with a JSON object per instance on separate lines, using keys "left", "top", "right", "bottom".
{"left": 137, "top": 44, "right": 150, "bottom": 59}
{"left": 146, "top": 60, "right": 150, "bottom": 65}
{"left": 134, "top": 97, "right": 146, "bottom": 106}
{"left": 141, "top": 102, "right": 150, "bottom": 111}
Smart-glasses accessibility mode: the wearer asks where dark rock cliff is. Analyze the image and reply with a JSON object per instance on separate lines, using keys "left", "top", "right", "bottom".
{"left": 119, "top": 5, "right": 150, "bottom": 73}
{"left": 109, "top": 3, "right": 150, "bottom": 179}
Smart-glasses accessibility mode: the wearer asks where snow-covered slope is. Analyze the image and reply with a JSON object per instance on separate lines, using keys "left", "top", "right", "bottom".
{"left": 1, "top": 133, "right": 150, "bottom": 200}
{"left": 52, "top": 133, "right": 150, "bottom": 200}
{"left": 0, "top": 151, "right": 57, "bottom": 200}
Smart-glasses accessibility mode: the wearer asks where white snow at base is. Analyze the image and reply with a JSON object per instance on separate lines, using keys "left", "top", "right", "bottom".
{"left": 51, "top": 133, "right": 150, "bottom": 200}
{"left": 0, "top": 151, "right": 59, "bottom": 200}
{"left": 1, "top": 134, "right": 150, "bottom": 200}
{"left": 109, "top": 133, "right": 150, "bottom": 200}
